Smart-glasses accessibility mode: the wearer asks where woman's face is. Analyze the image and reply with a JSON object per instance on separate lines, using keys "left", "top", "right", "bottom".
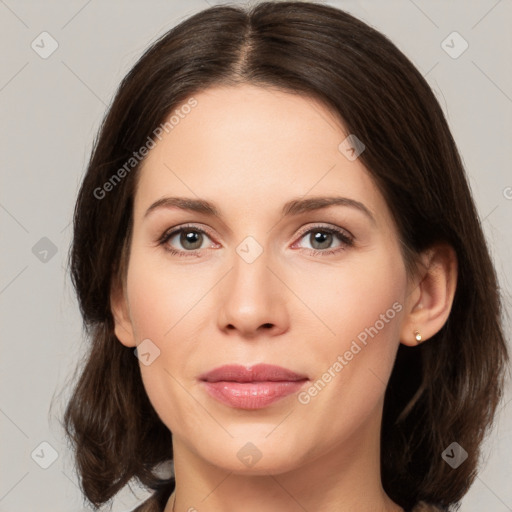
{"left": 113, "top": 83, "right": 415, "bottom": 475}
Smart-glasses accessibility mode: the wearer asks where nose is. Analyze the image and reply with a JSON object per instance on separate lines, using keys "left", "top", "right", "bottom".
{"left": 217, "top": 246, "right": 289, "bottom": 339}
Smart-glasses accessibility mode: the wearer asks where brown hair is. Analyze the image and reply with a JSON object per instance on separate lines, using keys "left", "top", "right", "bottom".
{"left": 63, "top": 2, "right": 509, "bottom": 511}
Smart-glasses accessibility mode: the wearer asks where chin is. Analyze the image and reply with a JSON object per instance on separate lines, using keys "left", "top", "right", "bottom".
{"left": 197, "top": 437, "right": 306, "bottom": 475}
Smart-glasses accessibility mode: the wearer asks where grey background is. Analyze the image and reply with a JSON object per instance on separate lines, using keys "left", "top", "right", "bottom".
{"left": 1, "top": 0, "right": 511, "bottom": 511}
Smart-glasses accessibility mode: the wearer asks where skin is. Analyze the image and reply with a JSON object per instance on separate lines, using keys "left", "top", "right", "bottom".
{"left": 111, "top": 83, "right": 457, "bottom": 512}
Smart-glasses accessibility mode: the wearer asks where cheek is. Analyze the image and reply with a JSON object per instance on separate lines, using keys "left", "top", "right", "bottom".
{"left": 124, "top": 250, "right": 213, "bottom": 431}
{"left": 294, "top": 252, "right": 406, "bottom": 438}
{"left": 298, "top": 247, "right": 406, "bottom": 351}
{"left": 125, "top": 247, "right": 208, "bottom": 340}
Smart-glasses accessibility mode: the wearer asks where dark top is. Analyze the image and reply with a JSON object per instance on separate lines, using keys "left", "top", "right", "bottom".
{"left": 131, "top": 478, "right": 446, "bottom": 511}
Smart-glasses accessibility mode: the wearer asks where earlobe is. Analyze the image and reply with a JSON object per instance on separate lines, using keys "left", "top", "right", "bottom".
{"left": 400, "top": 243, "right": 458, "bottom": 347}
{"left": 110, "top": 280, "right": 136, "bottom": 348}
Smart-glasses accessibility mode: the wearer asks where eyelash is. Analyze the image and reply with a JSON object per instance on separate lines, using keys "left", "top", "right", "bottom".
{"left": 157, "top": 223, "right": 354, "bottom": 258}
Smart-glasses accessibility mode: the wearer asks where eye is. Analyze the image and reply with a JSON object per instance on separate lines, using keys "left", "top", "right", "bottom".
{"left": 158, "top": 223, "right": 354, "bottom": 258}
{"left": 158, "top": 224, "right": 215, "bottom": 257}
{"left": 292, "top": 224, "right": 354, "bottom": 256}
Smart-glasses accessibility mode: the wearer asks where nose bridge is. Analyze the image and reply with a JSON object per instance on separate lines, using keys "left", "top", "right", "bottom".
{"left": 217, "top": 234, "right": 287, "bottom": 335}
{"left": 230, "top": 236, "right": 274, "bottom": 308}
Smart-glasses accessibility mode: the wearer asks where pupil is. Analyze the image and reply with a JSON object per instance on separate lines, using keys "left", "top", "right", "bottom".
{"left": 182, "top": 231, "right": 202, "bottom": 249}
{"left": 312, "top": 231, "right": 331, "bottom": 249}
{"left": 179, "top": 230, "right": 333, "bottom": 251}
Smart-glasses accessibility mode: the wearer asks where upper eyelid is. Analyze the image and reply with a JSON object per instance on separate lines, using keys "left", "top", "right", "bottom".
{"left": 163, "top": 223, "right": 215, "bottom": 241}
{"left": 295, "top": 223, "right": 353, "bottom": 239}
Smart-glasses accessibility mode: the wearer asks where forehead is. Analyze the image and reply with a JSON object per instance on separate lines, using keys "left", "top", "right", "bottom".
{"left": 133, "top": 84, "right": 386, "bottom": 222}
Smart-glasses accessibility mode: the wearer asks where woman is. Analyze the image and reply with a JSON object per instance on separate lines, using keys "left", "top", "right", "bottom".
{"left": 63, "top": 2, "right": 509, "bottom": 511}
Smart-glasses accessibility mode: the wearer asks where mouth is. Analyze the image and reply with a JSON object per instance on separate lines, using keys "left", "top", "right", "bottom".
{"left": 198, "top": 364, "right": 309, "bottom": 410}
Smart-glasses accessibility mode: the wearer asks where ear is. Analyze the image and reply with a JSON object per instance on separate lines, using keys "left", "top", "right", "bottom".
{"left": 400, "top": 243, "right": 458, "bottom": 346}
{"left": 110, "top": 278, "right": 137, "bottom": 348}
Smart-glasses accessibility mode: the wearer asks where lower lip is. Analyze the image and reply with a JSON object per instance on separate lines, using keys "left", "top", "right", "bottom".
{"left": 202, "top": 380, "right": 308, "bottom": 409}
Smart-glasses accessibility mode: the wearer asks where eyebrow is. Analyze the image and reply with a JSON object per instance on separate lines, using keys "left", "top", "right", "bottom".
{"left": 144, "top": 195, "right": 376, "bottom": 224}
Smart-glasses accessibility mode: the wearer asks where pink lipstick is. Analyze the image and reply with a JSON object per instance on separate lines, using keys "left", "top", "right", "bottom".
{"left": 199, "top": 364, "right": 308, "bottom": 409}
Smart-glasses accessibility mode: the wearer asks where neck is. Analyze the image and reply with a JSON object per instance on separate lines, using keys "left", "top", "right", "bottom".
{"left": 163, "top": 407, "right": 403, "bottom": 512}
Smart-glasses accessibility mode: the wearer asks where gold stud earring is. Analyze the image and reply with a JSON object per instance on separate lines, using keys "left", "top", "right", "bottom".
{"left": 414, "top": 330, "right": 422, "bottom": 342}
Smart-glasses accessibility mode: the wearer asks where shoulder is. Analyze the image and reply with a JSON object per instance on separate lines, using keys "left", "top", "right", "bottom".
{"left": 128, "top": 479, "right": 175, "bottom": 512}
{"left": 128, "top": 497, "right": 163, "bottom": 512}
{"left": 127, "top": 500, "right": 158, "bottom": 512}
{"left": 410, "top": 502, "right": 447, "bottom": 512}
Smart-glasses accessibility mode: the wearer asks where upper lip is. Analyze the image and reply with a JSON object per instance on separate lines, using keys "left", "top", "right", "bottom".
{"left": 199, "top": 364, "right": 308, "bottom": 383}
